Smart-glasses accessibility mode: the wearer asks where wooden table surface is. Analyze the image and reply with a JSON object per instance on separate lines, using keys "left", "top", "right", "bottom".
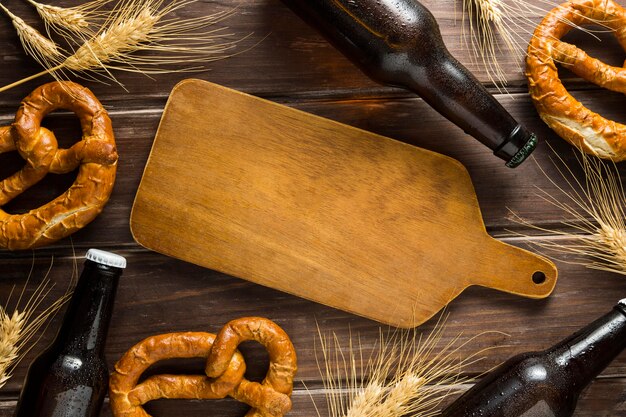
{"left": 1, "top": 0, "right": 626, "bottom": 415}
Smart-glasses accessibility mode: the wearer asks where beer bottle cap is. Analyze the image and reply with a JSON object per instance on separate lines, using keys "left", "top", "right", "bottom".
{"left": 86, "top": 248, "right": 127, "bottom": 269}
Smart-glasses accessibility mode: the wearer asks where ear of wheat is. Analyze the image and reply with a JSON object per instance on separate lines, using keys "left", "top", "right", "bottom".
{"left": 0, "top": 3, "right": 62, "bottom": 67}
{"left": 0, "top": 257, "right": 73, "bottom": 388}
{"left": 0, "top": 0, "right": 239, "bottom": 92}
{"left": 315, "top": 316, "right": 500, "bottom": 417}
{"left": 26, "top": 0, "right": 110, "bottom": 38}
{"left": 511, "top": 149, "right": 626, "bottom": 276}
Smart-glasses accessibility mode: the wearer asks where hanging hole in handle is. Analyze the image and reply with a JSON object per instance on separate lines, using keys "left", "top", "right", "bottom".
{"left": 532, "top": 271, "right": 546, "bottom": 285}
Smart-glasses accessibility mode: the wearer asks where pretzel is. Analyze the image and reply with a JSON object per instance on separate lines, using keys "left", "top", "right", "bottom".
{"left": 0, "top": 81, "right": 117, "bottom": 250}
{"left": 526, "top": 0, "right": 626, "bottom": 160}
{"left": 109, "top": 317, "right": 298, "bottom": 417}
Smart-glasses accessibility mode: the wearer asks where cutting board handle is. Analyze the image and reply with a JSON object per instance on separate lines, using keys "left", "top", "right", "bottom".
{"left": 471, "top": 239, "right": 557, "bottom": 298}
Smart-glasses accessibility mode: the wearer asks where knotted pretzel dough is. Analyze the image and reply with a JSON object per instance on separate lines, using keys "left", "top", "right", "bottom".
{"left": 0, "top": 81, "right": 117, "bottom": 250}
{"left": 526, "top": 0, "right": 626, "bottom": 160}
{"left": 109, "top": 317, "right": 298, "bottom": 417}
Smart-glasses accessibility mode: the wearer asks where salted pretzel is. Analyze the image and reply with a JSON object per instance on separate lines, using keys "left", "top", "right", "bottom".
{"left": 526, "top": 0, "right": 626, "bottom": 160}
{"left": 109, "top": 317, "right": 298, "bottom": 417}
{"left": 0, "top": 81, "right": 117, "bottom": 250}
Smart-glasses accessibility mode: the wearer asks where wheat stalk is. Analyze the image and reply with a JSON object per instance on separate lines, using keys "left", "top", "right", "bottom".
{"left": 0, "top": 0, "right": 238, "bottom": 92}
{"left": 511, "top": 149, "right": 626, "bottom": 276}
{"left": 0, "top": 257, "right": 73, "bottom": 387}
{"left": 0, "top": 2, "right": 62, "bottom": 68}
{"left": 314, "top": 316, "right": 501, "bottom": 417}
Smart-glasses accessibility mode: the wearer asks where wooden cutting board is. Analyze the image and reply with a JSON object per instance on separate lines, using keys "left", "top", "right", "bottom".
{"left": 131, "top": 79, "right": 557, "bottom": 328}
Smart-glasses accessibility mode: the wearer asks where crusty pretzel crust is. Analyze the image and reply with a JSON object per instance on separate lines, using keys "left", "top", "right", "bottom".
{"left": 0, "top": 81, "right": 117, "bottom": 250}
{"left": 109, "top": 318, "right": 297, "bottom": 417}
{"left": 526, "top": 0, "right": 626, "bottom": 160}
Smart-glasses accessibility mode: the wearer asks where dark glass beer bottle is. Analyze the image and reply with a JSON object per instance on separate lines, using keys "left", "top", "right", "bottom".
{"left": 441, "top": 299, "right": 626, "bottom": 416}
{"left": 14, "top": 249, "right": 126, "bottom": 417}
{"left": 281, "top": 0, "right": 537, "bottom": 168}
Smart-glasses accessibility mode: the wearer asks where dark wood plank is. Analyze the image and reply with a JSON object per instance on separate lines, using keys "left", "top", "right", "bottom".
{"left": 1, "top": 247, "right": 625, "bottom": 393}
{"left": 2, "top": 0, "right": 626, "bottom": 415}
{"left": 74, "top": 379, "right": 626, "bottom": 417}
{"left": 0, "top": 0, "right": 623, "bottom": 106}
{"left": 1, "top": 89, "right": 625, "bottom": 251}
{"left": 0, "top": 377, "right": 625, "bottom": 416}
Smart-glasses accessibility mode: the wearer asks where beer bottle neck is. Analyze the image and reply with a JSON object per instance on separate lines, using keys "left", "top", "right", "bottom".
{"left": 53, "top": 260, "right": 121, "bottom": 355}
{"left": 553, "top": 303, "right": 626, "bottom": 389}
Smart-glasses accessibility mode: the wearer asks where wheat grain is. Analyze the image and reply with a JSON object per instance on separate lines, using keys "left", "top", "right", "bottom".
{"left": 64, "top": 8, "right": 159, "bottom": 72}
{"left": 28, "top": 1, "right": 88, "bottom": 31}
{"left": 511, "top": 149, "right": 626, "bottom": 276}
{"left": 0, "top": 2, "right": 61, "bottom": 67}
{"left": 0, "top": 257, "right": 73, "bottom": 388}
{"left": 0, "top": 309, "right": 25, "bottom": 387}
{"left": 28, "top": 0, "right": 89, "bottom": 36}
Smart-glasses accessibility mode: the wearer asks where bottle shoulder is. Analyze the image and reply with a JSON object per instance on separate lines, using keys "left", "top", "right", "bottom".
{"left": 441, "top": 352, "right": 578, "bottom": 417}
{"left": 501, "top": 351, "right": 569, "bottom": 381}
{"left": 29, "top": 350, "right": 109, "bottom": 383}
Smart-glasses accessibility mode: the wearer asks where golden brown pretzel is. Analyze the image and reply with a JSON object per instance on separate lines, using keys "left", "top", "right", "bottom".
{"left": 207, "top": 317, "right": 298, "bottom": 417}
{"left": 109, "top": 318, "right": 298, "bottom": 417}
{"left": 526, "top": 0, "right": 626, "bottom": 160}
{"left": 0, "top": 81, "right": 117, "bottom": 250}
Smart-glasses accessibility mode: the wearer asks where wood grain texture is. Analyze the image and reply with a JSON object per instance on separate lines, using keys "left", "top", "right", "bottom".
{"left": 131, "top": 80, "right": 557, "bottom": 327}
{"left": 0, "top": 250, "right": 625, "bottom": 413}
{"left": 0, "top": 0, "right": 626, "bottom": 415}
{"left": 3, "top": 89, "right": 626, "bottom": 246}
{"left": 0, "top": 0, "right": 622, "bottom": 105}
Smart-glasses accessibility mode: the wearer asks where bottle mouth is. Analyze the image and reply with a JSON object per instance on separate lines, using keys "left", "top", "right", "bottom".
{"left": 86, "top": 248, "right": 127, "bottom": 269}
{"left": 493, "top": 124, "right": 538, "bottom": 168}
{"left": 505, "top": 133, "right": 538, "bottom": 168}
